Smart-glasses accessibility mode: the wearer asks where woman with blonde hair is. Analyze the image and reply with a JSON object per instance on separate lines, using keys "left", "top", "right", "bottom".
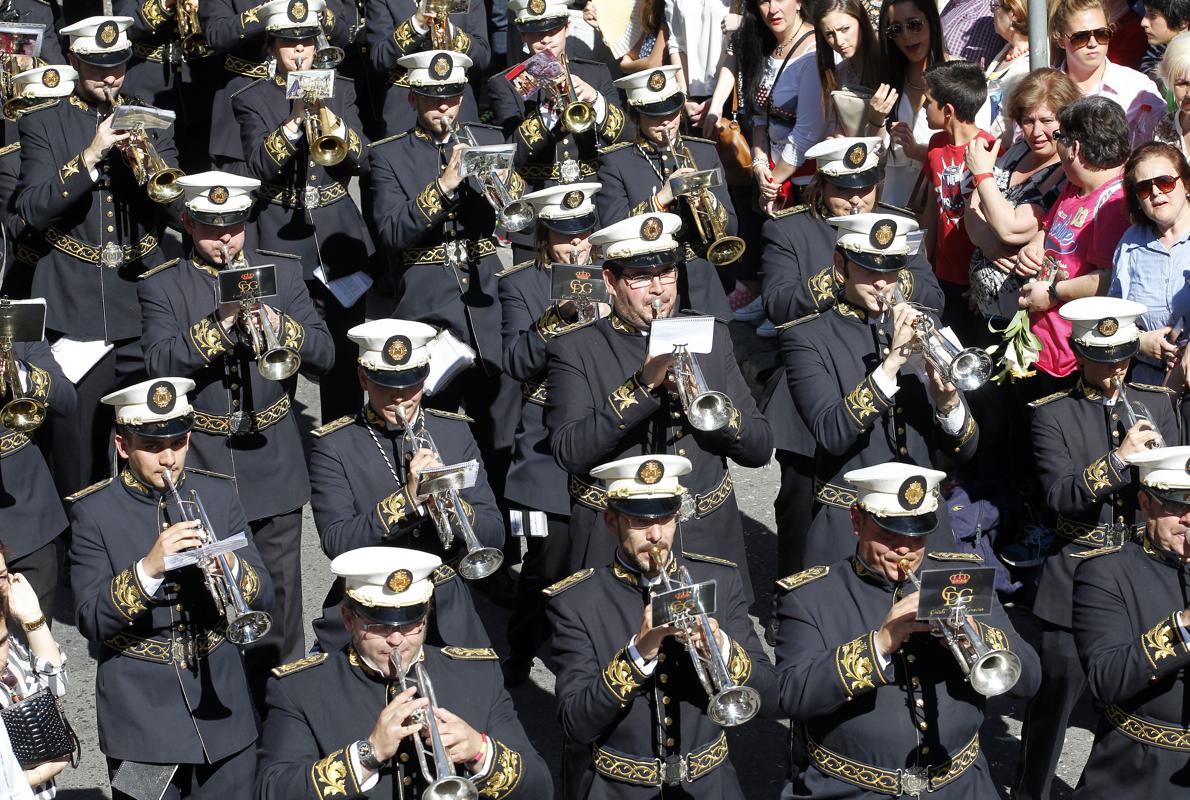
{"left": 1155, "top": 31, "right": 1190, "bottom": 156}
{"left": 979, "top": 0, "right": 1031, "bottom": 142}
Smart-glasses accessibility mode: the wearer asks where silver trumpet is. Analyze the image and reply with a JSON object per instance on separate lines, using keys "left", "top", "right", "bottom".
{"left": 671, "top": 345, "right": 733, "bottom": 432}
{"left": 451, "top": 121, "right": 533, "bottom": 232}
{"left": 391, "top": 649, "right": 478, "bottom": 800}
{"left": 897, "top": 558, "right": 1020, "bottom": 697}
{"left": 910, "top": 314, "right": 992, "bottom": 393}
{"left": 1114, "top": 377, "right": 1164, "bottom": 447}
{"left": 162, "top": 468, "right": 271, "bottom": 646}
{"left": 399, "top": 407, "right": 504, "bottom": 580}
{"left": 226, "top": 245, "right": 302, "bottom": 381}
{"left": 648, "top": 546, "right": 760, "bottom": 726}
{"left": 312, "top": 31, "right": 345, "bottom": 69}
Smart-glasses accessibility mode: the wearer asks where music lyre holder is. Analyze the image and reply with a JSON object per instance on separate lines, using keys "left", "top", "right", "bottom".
{"left": 162, "top": 532, "right": 250, "bottom": 571}
{"left": 650, "top": 580, "right": 717, "bottom": 627}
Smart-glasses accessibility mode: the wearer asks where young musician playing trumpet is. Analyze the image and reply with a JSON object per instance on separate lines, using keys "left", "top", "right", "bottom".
{"left": 545, "top": 454, "right": 775, "bottom": 799}
{"left": 68, "top": 378, "right": 272, "bottom": 800}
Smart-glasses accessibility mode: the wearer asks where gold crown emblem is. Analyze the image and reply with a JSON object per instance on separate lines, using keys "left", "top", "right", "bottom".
{"left": 898, "top": 476, "right": 926, "bottom": 510}
{"left": 383, "top": 335, "right": 411, "bottom": 366}
{"left": 41, "top": 69, "right": 60, "bottom": 89}
{"left": 528, "top": 0, "right": 546, "bottom": 15}
{"left": 948, "top": 571, "right": 971, "bottom": 585}
{"left": 97, "top": 21, "right": 119, "bottom": 46}
{"left": 147, "top": 381, "right": 175, "bottom": 413}
{"left": 871, "top": 220, "right": 896, "bottom": 249}
{"left": 562, "top": 190, "right": 583, "bottom": 210}
{"left": 647, "top": 70, "right": 666, "bottom": 92}
{"left": 636, "top": 459, "right": 664, "bottom": 485}
{"left": 289, "top": 0, "right": 308, "bottom": 21}
{"left": 430, "top": 53, "right": 452, "bottom": 78}
{"left": 1096, "top": 317, "right": 1119, "bottom": 337}
{"left": 844, "top": 142, "right": 867, "bottom": 167}
{"left": 640, "top": 216, "right": 662, "bottom": 242}
{"left": 574, "top": 269, "right": 591, "bottom": 280}
{"left": 209, "top": 185, "right": 230, "bottom": 205}
{"left": 386, "top": 569, "right": 413, "bottom": 593}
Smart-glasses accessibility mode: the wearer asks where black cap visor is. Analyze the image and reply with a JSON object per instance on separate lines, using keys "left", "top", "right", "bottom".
{"left": 1146, "top": 487, "right": 1190, "bottom": 510}
{"left": 188, "top": 208, "right": 252, "bottom": 228}
{"left": 268, "top": 26, "right": 321, "bottom": 41}
{"left": 515, "top": 15, "right": 569, "bottom": 33}
{"left": 606, "top": 250, "right": 679, "bottom": 271}
{"left": 363, "top": 363, "right": 430, "bottom": 389}
{"left": 1071, "top": 339, "right": 1139, "bottom": 364}
{"left": 841, "top": 247, "right": 906, "bottom": 273}
{"left": 607, "top": 495, "right": 682, "bottom": 520}
{"left": 126, "top": 411, "right": 195, "bottom": 440}
{"left": 821, "top": 166, "right": 881, "bottom": 190}
{"left": 348, "top": 598, "right": 430, "bottom": 626}
{"left": 410, "top": 81, "right": 467, "bottom": 99}
{"left": 870, "top": 510, "right": 938, "bottom": 537}
{"left": 635, "top": 92, "right": 685, "bottom": 117}
{"left": 540, "top": 210, "right": 597, "bottom": 235}
{"left": 73, "top": 48, "right": 131, "bottom": 67}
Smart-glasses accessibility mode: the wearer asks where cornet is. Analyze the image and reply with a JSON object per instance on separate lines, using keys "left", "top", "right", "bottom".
{"left": 452, "top": 120, "right": 533, "bottom": 232}
{"left": 294, "top": 57, "right": 347, "bottom": 166}
{"left": 648, "top": 546, "right": 760, "bottom": 726}
{"left": 1114, "top": 377, "right": 1164, "bottom": 447}
{"left": 896, "top": 558, "right": 1021, "bottom": 697}
{"left": 909, "top": 313, "right": 992, "bottom": 393}
{"left": 399, "top": 407, "right": 504, "bottom": 580}
{"left": 424, "top": 0, "right": 463, "bottom": 50}
{"left": 0, "top": 333, "right": 45, "bottom": 434}
{"left": 162, "top": 468, "right": 272, "bottom": 646}
{"left": 224, "top": 245, "right": 301, "bottom": 381}
{"left": 549, "top": 59, "right": 595, "bottom": 134}
{"left": 104, "top": 88, "right": 185, "bottom": 203}
{"left": 671, "top": 345, "right": 733, "bottom": 432}
{"left": 391, "top": 650, "right": 478, "bottom": 800}
{"left": 663, "top": 130, "right": 745, "bottom": 266}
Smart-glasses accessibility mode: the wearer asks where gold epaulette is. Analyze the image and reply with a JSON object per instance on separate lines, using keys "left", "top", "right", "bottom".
{"left": 776, "top": 566, "right": 829, "bottom": 591}
{"left": 543, "top": 567, "right": 595, "bottom": 596}
{"left": 1071, "top": 544, "right": 1122, "bottom": 560}
{"left": 256, "top": 248, "right": 299, "bottom": 259}
{"left": 431, "top": 564, "right": 457, "bottom": 584}
{"left": 1028, "top": 389, "right": 1070, "bottom": 409}
{"left": 15, "top": 98, "right": 59, "bottom": 117}
{"left": 271, "top": 652, "right": 328, "bottom": 677}
{"left": 496, "top": 260, "right": 535, "bottom": 279}
{"left": 770, "top": 203, "right": 809, "bottom": 219}
{"left": 137, "top": 258, "right": 180, "bottom": 280}
{"left": 927, "top": 551, "right": 984, "bottom": 562}
{"left": 441, "top": 646, "right": 498, "bottom": 660}
{"left": 684, "top": 551, "right": 737, "bottom": 567}
{"left": 0, "top": 140, "right": 20, "bottom": 157}
{"left": 598, "top": 141, "right": 633, "bottom": 155}
{"left": 1129, "top": 382, "right": 1177, "bottom": 396}
{"left": 426, "top": 408, "right": 475, "bottom": 423}
{"left": 64, "top": 477, "right": 112, "bottom": 503}
{"left": 369, "top": 131, "right": 409, "bottom": 147}
{"left": 775, "top": 311, "right": 820, "bottom": 332}
{"left": 311, "top": 415, "right": 353, "bottom": 438}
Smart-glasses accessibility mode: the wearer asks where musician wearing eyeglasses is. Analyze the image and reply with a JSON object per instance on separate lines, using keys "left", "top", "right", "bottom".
{"left": 596, "top": 65, "right": 734, "bottom": 322}
{"left": 257, "top": 546, "right": 551, "bottom": 800}
{"left": 545, "top": 454, "right": 775, "bottom": 799}
{"left": 231, "top": 0, "right": 370, "bottom": 422}
{"left": 758, "top": 136, "right": 942, "bottom": 578}
{"left": 137, "top": 172, "right": 333, "bottom": 688}
{"left": 544, "top": 213, "right": 771, "bottom": 592}
{"left": 488, "top": 0, "right": 627, "bottom": 264}
{"left": 780, "top": 213, "right": 979, "bottom": 569}
{"left": 775, "top": 462, "right": 1038, "bottom": 799}
{"left": 1014, "top": 296, "right": 1177, "bottom": 800}
{"left": 67, "top": 377, "right": 272, "bottom": 800}
{"left": 14, "top": 15, "right": 179, "bottom": 497}
{"left": 1072, "top": 445, "right": 1190, "bottom": 798}
{"left": 307, "top": 318, "right": 499, "bottom": 653}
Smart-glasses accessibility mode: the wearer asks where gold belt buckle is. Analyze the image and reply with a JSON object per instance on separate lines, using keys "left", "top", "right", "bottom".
{"left": 899, "top": 767, "right": 928, "bottom": 797}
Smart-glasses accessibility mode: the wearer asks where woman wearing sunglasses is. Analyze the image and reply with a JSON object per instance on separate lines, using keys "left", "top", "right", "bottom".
{"left": 874, "top": 0, "right": 947, "bottom": 209}
{"left": 1110, "top": 143, "right": 1190, "bottom": 386}
{"left": 1052, "top": 0, "right": 1165, "bottom": 147}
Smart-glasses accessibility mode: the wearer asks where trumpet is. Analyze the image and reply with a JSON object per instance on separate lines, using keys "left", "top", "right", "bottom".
{"left": 671, "top": 344, "right": 733, "bottom": 432}
{"left": 549, "top": 58, "right": 595, "bottom": 134}
{"left": 162, "top": 468, "right": 272, "bottom": 646}
{"left": 391, "top": 650, "right": 478, "bottom": 800}
{"left": 648, "top": 546, "right": 760, "bottom": 726}
{"left": 896, "top": 558, "right": 1020, "bottom": 697}
{"left": 451, "top": 121, "right": 533, "bottom": 232}
{"left": 1114, "top": 377, "right": 1164, "bottom": 447}
{"left": 293, "top": 57, "right": 347, "bottom": 167}
{"left": 0, "top": 333, "right": 45, "bottom": 434}
{"left": 312, "top": 31, "right": 345, "bottom": 69}
{"left": 176, "top": 0, "right": 202, "bottom": 48}
{"left": 225, "top": 245, "right": 301, "bottom": 381}
{"left": 399, "top": 407, "right": 504, "bottom": 580}
{"left": 662, "top": 130, "right": 745, "bottom": 267}
{"left": 424, "top": 0, "right": 459, "bottom": 50}
{"left": 909, "top": 313, "right": 992, "bottom": 393}
{"left": 104, "top": 88, "right": 185, "bottom": 203}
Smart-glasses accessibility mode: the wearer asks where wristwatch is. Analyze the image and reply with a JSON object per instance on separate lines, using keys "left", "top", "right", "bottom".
{"left": 356, "top": 739, "right": 384, "bottom": 771}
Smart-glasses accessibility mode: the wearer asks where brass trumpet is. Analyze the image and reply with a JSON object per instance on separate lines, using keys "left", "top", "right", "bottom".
{"left": 896, "top": 558, "right": 1020, "bottom": 697}
{"left": 424, "top": 0, "right": 466, "bottom": 49}
{"left": 224, "top": 245, "right": 301, "bottom": 381}
{"left": 303, "top": 95, "right": 347, "bottom": 167}
{"left": 104, "top": 88, "right": 185, "bottom": 203}
{"left": 0, "top": 334, "right": 45, "bottom": 434}
{"left": 176, "top": 0, "right": 202, "bottom": 47}
{"left": 663, "top": 129, "right": 745, "bottom": 266}
{"left": 551, "top": 59, "right": 595, "bottom": 134}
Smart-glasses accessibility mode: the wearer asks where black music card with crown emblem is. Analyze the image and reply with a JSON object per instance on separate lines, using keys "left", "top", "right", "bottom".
{"left": 550, "top": 263, "right": 609, "bottom": 305}
{"left": 651, "top": 579, "right": 717, "bottom": 627}
{"left": 916, "top": 567, "right": 996, "bottom": 620}
{"left": 216, "top": 264, "right": 278, "bottom": 304}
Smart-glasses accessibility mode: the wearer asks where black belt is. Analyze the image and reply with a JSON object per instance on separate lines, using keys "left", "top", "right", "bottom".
{"left": 814, "top": 478, "right": 857, "bottom": 509}
{"left": 401, "top": 237, "right": 498, "bottom": 266}
{"left": 593, "top": 732, "right": 728, "bottom": 786}
{"left": 808, "top": 733, "right": 980, "bottom": 796}
{"left": 192, "top": 395, "right": 291, "bottom": 437}
{"left": 1108, "top": 704, "right": 1190, "bottom": 751}
{"left": 1055, "top": 515, "right": 1139, "bottom": 548}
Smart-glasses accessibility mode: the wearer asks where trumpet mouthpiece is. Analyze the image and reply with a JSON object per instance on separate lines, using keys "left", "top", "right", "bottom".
{"left": 896, "top": 557, "right": 912, "bottom": 575}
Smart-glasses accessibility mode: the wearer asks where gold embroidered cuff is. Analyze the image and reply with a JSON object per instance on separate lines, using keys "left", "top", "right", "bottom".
{"left": 454, "top": 29, "right": 472, "bottom": 52}
{"left": 347, "top": 128, "right": 363, "bottom": 158}
{"left": 377, "top": 487, "right": 417, "bottom": 533}
{"left": 265, "top": 126, "right": 297, "bottom": 166}
{"left": 953, "top": 412, "right": 977, "bottom": 447}
{"left": 834, "top": 631, "right": 888, "bottom": 698}
{"left": 601, "top": 103, "right": 626, "bottom": 141}
{"left": 59, "top": 154, "right": 82, "bottom": 184}
{"left": 280, "top": 314, "right": 305, "bottom": 352}
{"left": 239, "top": 4, "right": 264, "bottom": 27}
{"left": 311, "top": 747, "right": 359, "bottom": 800}
{"left": 609, "top": 374, "right": 650, "bottom": 419}
{"left": 394, "top": 18, "right": 419, "bottom": 49}
{"left": 110, "top": 565, "right": 150, "bottom": 622}
{"left": 25, "top": 363, "right": 50, "bottom": 405}
{"left": 629, "top": 199, "right": 651, "bottom": 216}
{"left": 844, "top": 375, "right": 890, "bottom": 429}
{"left": 601, "top": 647, "right": 647, "bottom": 705}
{"left": 726, "top": 638, "right": 752, "bottom": 685}
{"left": 807, "top": 267, "right": 836, "bottom": 308}
{"left": 476, "top": 737, "right": 524, "bottom": 798}
{"left": 1141, "top": 612, "right": 1186, "bottom": 671}
{"left": 416, "top": 180, "right": 447, "bottom": 222}
{"left": 1082, "top": 452, "right": 1124, "bottom": 497}
{"left": 140, "top": 0, "right": 168, "bottom": 28}
{"left": 189, "top": 314, "right": 233, "bottom": 363}
{"left": 534, "top": 303, "right": 587, "bottom": 340}
{"left": 973, "top": 619, "right": 1009, "bottom": 653}
{"left": 518, "top": 115, "right": 546, "bottom": 148}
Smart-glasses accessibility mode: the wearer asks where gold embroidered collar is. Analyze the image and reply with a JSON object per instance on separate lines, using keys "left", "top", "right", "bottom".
{"left": 612, "top": 551, "right": 679, "bottom": 588}
{"left": 850, "top": 554, "right": 895, "bottom": 590}
{"left": 120, "top": 467, "right": 178, "bottom": 498}
{"left": 413, "top": 126, "right": 434, "bottom": 143}
{"left": 1142, "top": 537, "right": 1185, "bottom": 569}
{"left": 609, "top": 313, "right": 642, "bottom": 335}
{"left": 834, "top": 300, "right": 868, "bottom": 322}
{"left": 1077, "top": 379, "right": 1104, "bottom": 401}
{"left": 348, "top": 644, "right": 425, "bottom": 679}
{"left": 193, "top": 251, "right": 245, "bottom": 277}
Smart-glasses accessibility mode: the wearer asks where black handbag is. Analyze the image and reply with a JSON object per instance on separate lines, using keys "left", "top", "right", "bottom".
{"left": 1, "top": 689, "right": 80, "bottom": 769}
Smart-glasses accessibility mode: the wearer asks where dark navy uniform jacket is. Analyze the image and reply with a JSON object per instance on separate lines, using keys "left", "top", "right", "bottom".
{"left": 139, "top": 246, "right": 334, "bottom": 520}
{"left": 0, "top": 340, "right": 74, "bottom": 560}
{"left": 15, "top": 92, "right": 177, "bottom": 341}
{"left": 257, "top": 643, "right": 553, "bottom": 799}
{"left": 596, "top": 136, "right": 733, "bottom": 323}
{"left": 366, "top": 0, "right": 490, "bottom": 135}
{"left": 776, "top": 553, "right": 1040, "bottom": 799}
{"left": 1031, "top": 380, "right": 1178, "bottom": 629}
{"left": 69, "top": 468, "right": 273, "bottom": 764}
{"left": 544, "top": 313, "right": 771, "bottom": 582}
{"left": 232, "top": 74, "right": 372, "bottom": 281}
{"left": 368, "top": 122, "right": 514, "bottom": 371}
{"left": 546, "top": 552, "right": 777, "bottom": 799}
{"left": 1073, "top": 540, "right": 1190, "bottom": 798}
{"left": 758, "top": 203, "right": 943, "bottom": 456}
{"left": 781, "top": 300, "right": 979, "bottom": 566}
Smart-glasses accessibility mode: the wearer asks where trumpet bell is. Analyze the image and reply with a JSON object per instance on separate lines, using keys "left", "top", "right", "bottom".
{"left": 499, "top": 199, "right": 534, "bottom": 233}
{"left": 708, "top": 684, "right": 761, "bottom": 727}
{"left": 459, "top": 547, "right": 504, "bottom": 581}
{"left": 311, "top": 135, "right": 348, "bottom": 167}
{"left": 1, "top": 397, "right": 46, "bottom": 433}
{"left": 688, "top": 391, "right": 733, "bottom": 432}
{"left": 968, "top": 649, "right": 1022, "bottom": 697}
{"left": 562, "top": 101, "right": 595, "bottom": 134}
{"left": 148, "top": 167, "right": 185, "bottom": 203}
{"left": 948, "top": 347, "right": 993, "bottom": 392}
{"left": 423, "top": 775, "right": 478, "bottom": 800}
{"left": 706, "top": 235, "right": 746, "bottom": 267}
{"left": 227, "top": 610, "right": 272, "bottom": 646}
{"left": 259, "top": 347, "right": 301, "bottom": 381}
{"left": 313, "top": 45, "right": 345, "bottom": 69}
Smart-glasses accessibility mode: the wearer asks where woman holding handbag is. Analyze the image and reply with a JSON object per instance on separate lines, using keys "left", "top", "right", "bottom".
{"left": 0, "top": 542, "right": 70, "bottom": 799}
{"left": 813, "top": 0, "right": 891, "bottom": 136}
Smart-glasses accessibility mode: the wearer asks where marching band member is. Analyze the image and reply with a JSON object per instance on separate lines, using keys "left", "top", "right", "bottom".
{"left": 596, "top": 64, "right": 732, "bottom": 322}
{"left": 307, "top": 318, "right": 499, "bottom": 653}
{"left": 138, "top": 171, "right": 333, "bottom": 682}
{"left": 776, "top": 462, "right": 1039, "bottom": 798}
{"left": 231, "top": 0, "right": 370, "bottom": 422}
{"left": 68, "top": 377, "right": 272, "bottom": 800}
{"left": 544, "top": 212, "right": 771, "bottom": 590}
{"left": 16, "top": 15, "right": 179, "bottom": 496}
{"left": 257, "top": 546, "right": 552, "bottom": 799}
{"left": 545, "top": 454, "right": 776, "bottom": 798}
